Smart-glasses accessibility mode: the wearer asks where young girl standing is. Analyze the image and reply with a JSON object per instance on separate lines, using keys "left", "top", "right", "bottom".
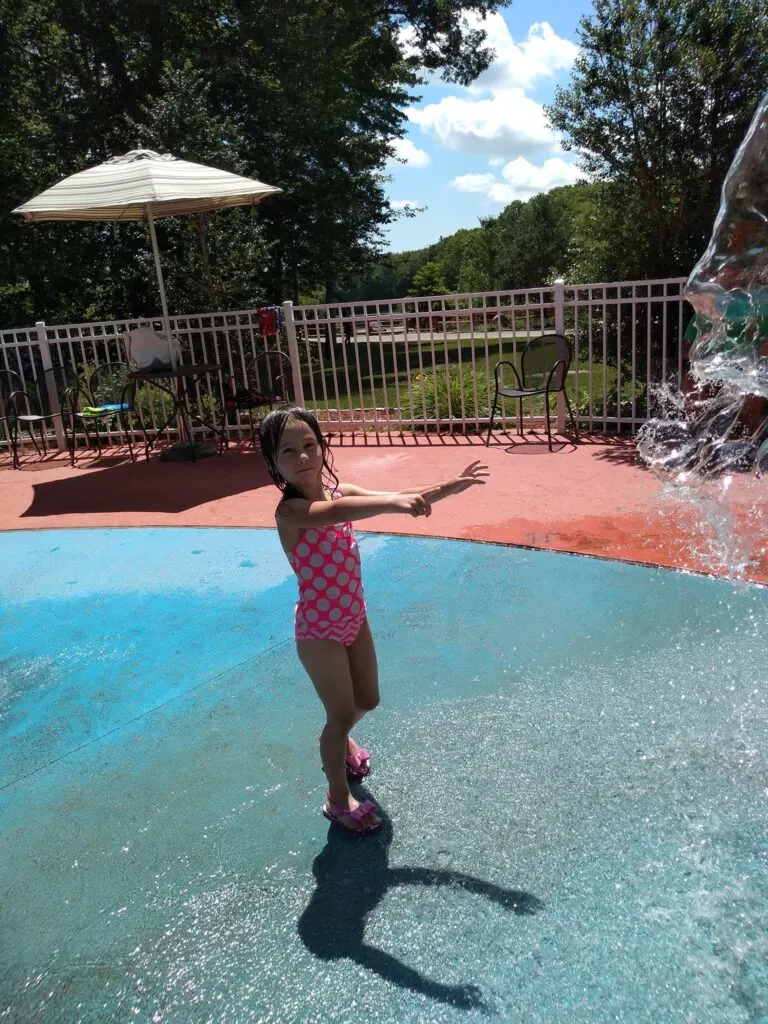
{"left": 259, "top": 407, "right": 488, "bottom": 835}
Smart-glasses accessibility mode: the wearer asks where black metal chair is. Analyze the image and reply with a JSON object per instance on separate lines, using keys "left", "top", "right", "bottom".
{"left": 0, "top": 368, "right": 21, "bottom": 468}
{"left": 68, "top": 361, "right": 145, "bottom": 464}
{"left": 4, "top": 366, "right": 72, "bottom": 468}
{"left": 225, "top": 349, "right": 292, "bottom": 449}
{"left": 486, "top": 333, "right": 579, "bottom": 451}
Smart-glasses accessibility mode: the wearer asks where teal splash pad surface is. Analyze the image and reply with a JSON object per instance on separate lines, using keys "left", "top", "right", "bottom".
{"left": 1, "top": 527, "right": 768, "bottom": 1023}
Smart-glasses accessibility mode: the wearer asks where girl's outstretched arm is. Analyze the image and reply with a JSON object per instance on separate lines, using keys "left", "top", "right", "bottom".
{"left": 339, "top": 461, "right": 488, "bottom": 506}
{"left": 417, "top": 460, "right": 489, "bottom": 504}
{"left": 278, "top": 492, "right": 430, "bottom": 530}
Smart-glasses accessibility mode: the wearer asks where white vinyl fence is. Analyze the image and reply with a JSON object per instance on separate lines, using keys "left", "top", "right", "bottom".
{"left": 0, "top": 277, "right": 689, "bottom": 454}
{"left": 288, "top": 278, "right": 689, "bottom": 433}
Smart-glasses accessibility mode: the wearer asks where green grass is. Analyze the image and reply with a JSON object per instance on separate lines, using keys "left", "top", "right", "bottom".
{"left": 298, "top": 335, "right": 646, "bottom": 425}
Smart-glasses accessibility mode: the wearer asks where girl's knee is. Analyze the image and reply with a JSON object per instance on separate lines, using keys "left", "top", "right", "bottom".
{"left": 324, "top": 708, "right": 356, "bottom": 734}
{"left": 357, "top": 692, "right": 380, "bottom": 713}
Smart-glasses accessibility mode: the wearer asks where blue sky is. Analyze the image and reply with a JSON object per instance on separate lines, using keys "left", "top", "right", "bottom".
{"left": 384, "top": 0, "right": 595, "bottom": 251}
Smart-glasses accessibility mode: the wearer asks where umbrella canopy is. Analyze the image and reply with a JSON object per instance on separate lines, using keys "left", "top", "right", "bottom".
{"left": 12, "top": 148, "right": 282, "bottom": 222}
{"left": 12, "top": 150, "right": 282, "bottom": 373}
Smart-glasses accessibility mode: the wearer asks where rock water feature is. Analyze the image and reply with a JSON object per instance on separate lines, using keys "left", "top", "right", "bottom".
{"left": 638, "top": 90, "right": 768, "bottom": 576}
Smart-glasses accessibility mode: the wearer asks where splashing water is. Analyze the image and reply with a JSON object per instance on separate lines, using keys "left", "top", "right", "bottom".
{"left": 638, "top": 90, "right": 768, "bottom": 576}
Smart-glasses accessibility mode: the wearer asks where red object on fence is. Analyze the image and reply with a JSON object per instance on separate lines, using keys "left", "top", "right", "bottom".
{"left": 258, "top": 306, "right": 277, "bottom": 336}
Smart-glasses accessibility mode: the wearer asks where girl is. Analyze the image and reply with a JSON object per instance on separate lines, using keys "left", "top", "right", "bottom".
{"left": 259, "top": 407, "right": 488, "bottom": 835}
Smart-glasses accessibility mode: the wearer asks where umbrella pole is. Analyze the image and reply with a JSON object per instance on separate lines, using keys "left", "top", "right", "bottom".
{"left": 145, "top": 206, "right": 176, "bottom": 369}
{"left": 146, "top": 205, "right": 196, "bottom": 452}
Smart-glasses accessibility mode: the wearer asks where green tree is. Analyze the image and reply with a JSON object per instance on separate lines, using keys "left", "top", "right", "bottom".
{"left": 408, "top": 260, "right": 449, "bottom": 296}
{"left": 0, "top": 0, "right": 512, "bottom": 327}
{"left": 344, "top": 186, "right": 585, "bottom": 300}
{"left": 127, "top": 62, "right": 272, "bottom": 312}
{"left": 490, "top": 192, "right": 572, "bottom": 288}
{"left": 547, "top": 0, "right": 768, "bottom": 278}
{"left": 456, "top": 257, "right": 489, "bottom": 294}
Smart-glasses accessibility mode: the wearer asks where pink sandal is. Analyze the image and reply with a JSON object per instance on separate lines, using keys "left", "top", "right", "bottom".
{"left": 345, "top": 744, "right": 371, "bottom": 781}
{"left": 322, "top": 794, "right": 382, "bottom": 835}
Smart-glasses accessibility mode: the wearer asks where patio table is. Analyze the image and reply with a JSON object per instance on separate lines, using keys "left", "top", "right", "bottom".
{"left": 130, "top": 363, "right": 227, "bottom": 462}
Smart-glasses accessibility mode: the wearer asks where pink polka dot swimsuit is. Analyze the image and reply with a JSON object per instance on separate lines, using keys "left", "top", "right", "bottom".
{"left": 288, "top": 516, "right": 366, "bottom": 646}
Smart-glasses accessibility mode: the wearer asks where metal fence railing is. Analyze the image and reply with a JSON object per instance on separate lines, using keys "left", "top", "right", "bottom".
{"left": 285, "top": 277, "right": 688, "bottom": 433}
{"left": 0, "top": 277, "right": 690, "bottom": 454}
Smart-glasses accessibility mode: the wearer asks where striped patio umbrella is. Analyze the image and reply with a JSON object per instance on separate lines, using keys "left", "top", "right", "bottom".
{"left": 13, "top": 149, "right": 282, "bottom": 360}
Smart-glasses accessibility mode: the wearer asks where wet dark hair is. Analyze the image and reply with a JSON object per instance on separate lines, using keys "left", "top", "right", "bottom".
{"left": 259, "top": 406, "right": 339, "bottom": 501}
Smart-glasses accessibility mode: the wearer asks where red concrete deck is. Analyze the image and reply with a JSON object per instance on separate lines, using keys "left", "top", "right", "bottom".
{"left": 2, "top": 431, "right": 766, "bottom": 583}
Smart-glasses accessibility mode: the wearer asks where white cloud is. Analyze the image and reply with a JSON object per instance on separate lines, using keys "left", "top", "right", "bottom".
{"left": 465, "top": 16, "right": 578, "bottom": 93}
{"left": 398, "top": 15, "right": 576, "bottom": 92}
{"left": 390, "top": 199, "right": 419, "bottom": 209}
{"left": 486, "top": 182, "right": 516, "bottom": 203}
{"left": 450, "top": 173, "right": 496, "bottom": 194}
{"left": 406, "top": 18, "right": 577, "bottom": 160}
{"left": 501, "top": 156, "right": 582, "bottom": 195}
{"left": 408, "top": 88, "right": 556, "bottom": 157}
{"left": 396, "top": 24, "right": 420, "bottom": 61}
{"left": 450, "top": 157, "right": 582, "bottom": 204}
{"left": 387, "top": 138, "right": 431, "bottom": 168}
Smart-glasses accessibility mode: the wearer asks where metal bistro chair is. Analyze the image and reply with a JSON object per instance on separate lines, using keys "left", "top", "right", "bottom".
{"left": 225, "top": 349, "right": 292, "bottom": 450}
{"left": 486, "top": 333, "right": 579, "bottom": 451}
{"left": 0, "top": 368, "right": 21, "bottom": 468}
{"left": 68, "top": 361, "right": 145, "bottom": 464}
{"left": 3, "top": 366, "right": 72, "bottom": 468}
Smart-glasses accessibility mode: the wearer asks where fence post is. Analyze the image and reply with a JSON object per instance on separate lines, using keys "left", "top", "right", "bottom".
{"left": 36, "top": 321, "right": 67, "bottom": 451}
{"left": 282, "top": 300, "right": 305, "bottom": 408}
{"left": 554, "top": 279, "right": 566, "bottom": 433}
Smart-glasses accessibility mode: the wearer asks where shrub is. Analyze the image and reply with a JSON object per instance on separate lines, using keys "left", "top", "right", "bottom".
{"left": 409, "top": 363, "right": 492, "bottom": 424}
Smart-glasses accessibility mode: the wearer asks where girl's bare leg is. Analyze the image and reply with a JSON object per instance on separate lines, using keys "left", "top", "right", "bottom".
{"left": 348, "top": 619, "right": 380, "bottom": 716}
{"left": 297, "top": 638, "right": 380, "bottom": 832}
{"left": 346, "top": 619, "right": 380, "bottom": 760}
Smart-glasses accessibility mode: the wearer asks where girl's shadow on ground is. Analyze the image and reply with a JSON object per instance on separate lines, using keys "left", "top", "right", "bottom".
{"left": 298, "top": 787, "right": 544, "bottom": 1012}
